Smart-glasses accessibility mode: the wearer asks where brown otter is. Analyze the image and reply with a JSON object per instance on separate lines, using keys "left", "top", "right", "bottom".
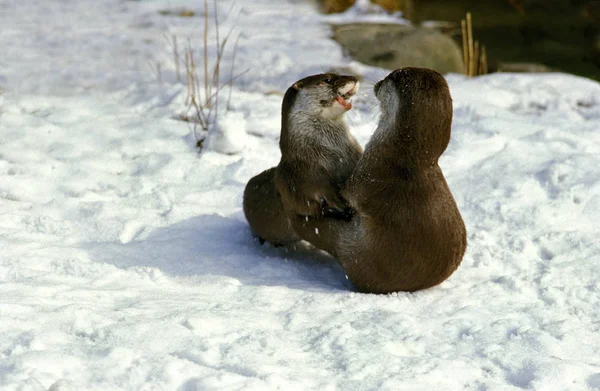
{"left": 294, "top": 67, "right": 467, "bottom": 293}
{"left": 243, "top": 73, "right": 362, "bottom": 246}
{"left": 243, "top": 167, "right": 299, "bottom": 246}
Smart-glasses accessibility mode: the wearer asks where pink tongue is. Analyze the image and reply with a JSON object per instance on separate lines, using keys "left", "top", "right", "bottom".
{"left": 336, "top": 96, "right": 352, "bottom": 110}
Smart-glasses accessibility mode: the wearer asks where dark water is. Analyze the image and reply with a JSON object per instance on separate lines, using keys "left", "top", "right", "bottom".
{"left": 414, "top": 0, "right": 600, "bottom": 81}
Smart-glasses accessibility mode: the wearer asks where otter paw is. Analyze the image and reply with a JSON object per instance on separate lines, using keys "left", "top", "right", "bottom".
{"left": 322, "top": 206, "right": 355, "bottom": 221}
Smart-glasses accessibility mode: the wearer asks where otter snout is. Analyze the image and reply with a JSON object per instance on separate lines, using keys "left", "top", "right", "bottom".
{"left": 288, "top": 73, "right": 360, "bottom": 119}
{"left": 334, "top": 80, "right": 359, "bottom": 111}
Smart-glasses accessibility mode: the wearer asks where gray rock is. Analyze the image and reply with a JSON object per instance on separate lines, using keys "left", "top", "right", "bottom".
{"left": 496, "top": 62, "right": 553, "bottom": 73}
{"left": 331, "top": 23, "right": 465, "bottom": 74}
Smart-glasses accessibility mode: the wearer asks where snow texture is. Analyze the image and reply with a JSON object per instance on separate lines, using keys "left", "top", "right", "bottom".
{"left": 321, "top": 0, "right": 411, "bottom": 25}
{"left": 1, "top": 0, "right": 600, "bottom": 390}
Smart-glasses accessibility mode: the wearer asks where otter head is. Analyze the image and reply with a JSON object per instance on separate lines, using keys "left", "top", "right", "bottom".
{"left": 373, "top": 67, "right": 453, "bottom": 166}
{"left": 283, "top": 73, "right": 359, "bottom": 121}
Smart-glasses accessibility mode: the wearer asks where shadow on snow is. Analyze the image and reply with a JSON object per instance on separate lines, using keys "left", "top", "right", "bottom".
{"left": 84, "top": 214, "right": 349, "bottom": 292}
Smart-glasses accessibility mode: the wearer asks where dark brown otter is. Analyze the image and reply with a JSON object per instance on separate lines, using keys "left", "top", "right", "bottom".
{"left": 294, "top": 67, "right": 467, "bottom": 293}
{"left": 243, "top": 73, "right": 362, "bottom": 246}
{"left": 243, "top": 167, "right": 299, "bottom": 246}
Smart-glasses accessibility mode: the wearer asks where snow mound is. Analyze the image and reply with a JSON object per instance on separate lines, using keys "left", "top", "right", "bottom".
{"left": 204, "top": 112, "right": 248, "bottom": 155}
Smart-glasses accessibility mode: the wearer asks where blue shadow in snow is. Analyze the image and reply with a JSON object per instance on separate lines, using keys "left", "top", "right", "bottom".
{"left": 84, "top": 214, "right": 349, "bottom": 292}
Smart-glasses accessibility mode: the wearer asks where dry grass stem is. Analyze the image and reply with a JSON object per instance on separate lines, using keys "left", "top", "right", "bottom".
{"left": 461, "top": 20, "right": 468, "bottom": 74}
{"left": 466, "top": 13, "right": 474, "bottom": 77}
{"left": 173, "top": 35, "right": 180, "bottom": 82}
{"left": 177, "top": 0, "right": 244, "bottom": 149}
{"left": 203, "top": 0, "right": 210, "bottom": 107}
{"left": 473, "top": 41, "right": 480, "bottom": 78}
{"left": 481, "top": 45, "right": 488, "bottom": 75}
{"left": 185, "top": 51, "right": 191, "bottom": 105}
{"left": 461, "top": 12, "right": 488, "bottom": 78}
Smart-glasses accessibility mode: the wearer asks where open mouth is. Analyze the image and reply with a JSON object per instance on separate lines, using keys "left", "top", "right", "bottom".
{"left": 335, "top": 82, "right": 359, "bottom": 111}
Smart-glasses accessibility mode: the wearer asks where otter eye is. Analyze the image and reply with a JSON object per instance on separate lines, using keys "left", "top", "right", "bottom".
{"left": 323, "top": 78, "right": 332, "bottom": 84}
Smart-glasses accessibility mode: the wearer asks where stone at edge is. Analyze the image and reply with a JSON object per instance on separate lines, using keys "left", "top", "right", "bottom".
{"left": 332, "top": 23, "right": 465, "bottom": 75}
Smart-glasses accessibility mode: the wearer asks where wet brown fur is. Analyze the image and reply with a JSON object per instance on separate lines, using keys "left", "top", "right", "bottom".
{"left": 295, "top": 67, "right": 467, "bottom": 293}
{"left": 243, "top": 74, "right": 362, "bottom": 245}
{"left": 243, "top": 167, "right": 299, "bottom": 246}
{"left": 275, "top": 73, "right": 362, "bottom": 218}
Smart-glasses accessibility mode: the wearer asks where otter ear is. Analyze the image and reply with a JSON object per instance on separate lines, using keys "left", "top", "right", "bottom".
{"left": 292, "top": 83, "right": 300, "bottom": 90}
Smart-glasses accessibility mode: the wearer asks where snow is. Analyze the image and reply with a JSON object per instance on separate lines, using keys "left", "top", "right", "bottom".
{"left": 204, "top": 112, "right": 249, "bottom": 155}
{"left": 1, "top": 0, "right": 600, "bottom": 389}
{"left": 321, "top": 0, "right": 411, "bottom": 25}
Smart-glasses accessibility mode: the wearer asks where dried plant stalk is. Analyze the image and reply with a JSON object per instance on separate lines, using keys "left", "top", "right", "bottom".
{"left": 203, "top": 0, "right": 210, "bottom": 106}
{"left": 179, "top": 0, "right": 245, "bottom": 150}
{"left": 212, "top": 0, "right": 221, "bottom": 119}
{"left": 461, "top": 12, "right": 488, "bottom": 77}
{"left": 185, "top": 51, "right": 191, "bottom": 105}
{"left": 461, "top": 19, "right": 468, "bottom": 75}
{"left": 173, "top": 35, "right": 180, "bottom": 82}
{"left": 481, "top": 45, "right": 488, "bottom": 75}
{"left": 467, "top": 12, "right": 474, "bottom": 77}
{"left": 473, "top": 41, "right": 480, "bottom": 79}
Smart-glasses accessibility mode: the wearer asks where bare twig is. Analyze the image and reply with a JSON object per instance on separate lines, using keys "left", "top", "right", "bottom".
{"left": 461, "top": 19, "right": 468, "bottom": 75}
{"left": 173, "top": 35, "right": 180, "bottom": 82}
{"left": 467, "top": 12, "right": 474, "bottom": 77}
{"left": 473, "top": 40, "right": 480, "bottom": 78}
{"left": 185, "top": 51, "right": 192, "bottom": 105}
{"left": 461, "top": 12, "right": 488, "bottom": 77}
{"left": 203, "top": 0, "right": 210, "bottom": 106}
{"left": 180, "top": 0, "right": 241, "bottom": 149}
{"left": 212, "top": 0, "right": 221, "bottom": 125}
{"left": 481, "top": 45, "right": 488, "bottom": 75}
{"left": 189, "top": 43, "right": 197, "bottom": 103}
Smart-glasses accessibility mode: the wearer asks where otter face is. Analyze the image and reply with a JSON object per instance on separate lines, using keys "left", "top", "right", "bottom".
{"left": 292, "top": 74, "right": 359, "bottom": 120}
{"left": 372, "top": 67, "right": 454, "bottom": 163}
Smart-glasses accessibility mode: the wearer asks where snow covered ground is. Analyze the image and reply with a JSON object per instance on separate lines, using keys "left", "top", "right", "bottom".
{"left": 1, "top": 0, "right": 600, "bottom": 389}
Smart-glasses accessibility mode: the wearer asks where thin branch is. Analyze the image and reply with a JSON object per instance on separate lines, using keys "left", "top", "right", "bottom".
{"left": 179, "top": 0, "right": 242, "bottom": 149}
{"left": 206, "top": 68, "right": 249, "bottom": 104}
{"left": 481, "top": 45, "right": 488, "bottom": 75}
{"left": 173, "top": 35, "right": 180, "bottom": 82}
{"left": 185, "top": 51, "right": 191, "bottom": 105}
{"left": 203, "top": 0, "right": 210, "bottom": 105}
{"left": 212, "top": 0, "right": 221, "bottom": 124}
{"left": 467, "top": 12, "right": 474, "bottom": 77}
{"left": 473, "top": 40, "right": 480, "bottom": 78}
{"left": 461, "top": 19, "right": 468, "bottom": 76}
{"left": 189, "top": 43, "right": 198, "bottom": 104}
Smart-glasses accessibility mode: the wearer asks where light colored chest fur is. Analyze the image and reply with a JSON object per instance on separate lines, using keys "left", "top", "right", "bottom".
{"left": 287, "top": 113, "right": 355, "bottom": 158}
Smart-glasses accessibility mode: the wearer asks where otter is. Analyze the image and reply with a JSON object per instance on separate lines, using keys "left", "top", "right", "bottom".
{"left": 243, "top": 73, "right": 362, "bottom": 246}
{"left": 243, "top": 167, "right": 299, "bottom": 246}
{"left": 294, "top": 67, "right": 467, "bottom": 293}
{"left": 275, "top": 73, "right": 362, "bottom": 219}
